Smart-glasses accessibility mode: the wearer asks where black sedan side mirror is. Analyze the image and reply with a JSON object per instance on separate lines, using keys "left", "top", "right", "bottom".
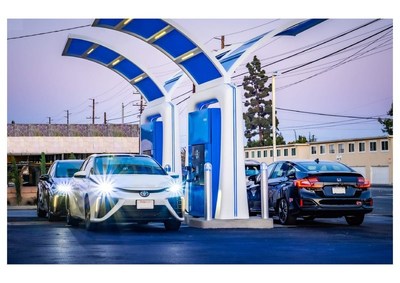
{"left": 39, "top": 174, "right": 51, "bottom": 181}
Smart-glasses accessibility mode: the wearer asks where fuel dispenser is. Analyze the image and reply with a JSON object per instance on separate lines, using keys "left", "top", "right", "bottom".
{"left": 187, "top": 108, "right": 221, "bottom": 217}
{"left": 141, "top": 120, "right": 163, "bottom": 165}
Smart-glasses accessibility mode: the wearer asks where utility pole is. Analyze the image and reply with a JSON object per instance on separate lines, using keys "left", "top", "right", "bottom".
{"left": 139, "top": 95, "right": 144, "bottom": 115}
{"left": 214, "top": 35, "right": 226, "bottom": 49}
{"left": 46, "top": 117, "right": 52, "bottom": 124}
{"left": 64, "top": 110, "right": 70, "bottom": 125}
{"left": 122, "top": 102, "right": 125, "bottom": 124}
{"left": 104, "top": 112, "right": 107, "bottom": 124}
{"left": 138, "top": 95, "right": 145, "bottom": 155}
{"left": 87, "top": 98, "right": 99, "bottom": 124}
{"left": 91, "top": 98, "right": 95, "bottom": 124}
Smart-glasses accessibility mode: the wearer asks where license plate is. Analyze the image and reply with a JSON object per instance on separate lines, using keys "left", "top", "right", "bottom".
{"left": 332, "top": 187, "right": 346, "bottom": 194}
{"left": 136, "top": 199, "right": 154, "bottom": 209}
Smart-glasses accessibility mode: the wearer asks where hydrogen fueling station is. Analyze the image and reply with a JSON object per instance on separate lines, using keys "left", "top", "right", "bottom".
{"left": 62, "top": 18, "right": 325, "bottom": 228}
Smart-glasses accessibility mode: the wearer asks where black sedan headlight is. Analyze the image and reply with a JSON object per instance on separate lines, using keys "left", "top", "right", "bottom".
{"left": 55, "top": 183, "right": 72, "bottom": 194}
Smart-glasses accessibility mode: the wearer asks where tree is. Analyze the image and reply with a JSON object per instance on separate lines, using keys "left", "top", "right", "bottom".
{"left": 242, "top": 55, "right": 284, "bottom": 147}
{"left": 378, "top": 103, "right": 393, "bottom": 135}
{"left": 68, "top": 152, "right": 77, "bottom": 159}
{"left": 40, "top": 152, "right": 47, "bottom": 175}
{"left": 288, "top": 134, "right": 317, "bottom": 144}
{"left": 296, "top": 135, "right": 308, "bottom": 144}
{"left": 10, "top": 156, "right": 22, "bottom": 205}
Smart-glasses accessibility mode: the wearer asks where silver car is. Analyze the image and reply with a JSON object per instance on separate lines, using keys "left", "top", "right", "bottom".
{"left": 66, "top": 154, "right": 184, "bottom": 231}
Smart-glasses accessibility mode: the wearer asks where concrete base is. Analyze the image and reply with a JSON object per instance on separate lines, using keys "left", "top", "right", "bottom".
{"left": 185, "top": 214, "right": 273, "bottom": 229}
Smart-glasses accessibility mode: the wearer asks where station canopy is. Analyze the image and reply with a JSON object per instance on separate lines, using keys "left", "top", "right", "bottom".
{"left": 63, "top": 19, "right": 326, "bottom": 100}
{"left": 92, "top": 19, "right": 225, "bottom": 85}
{"left": 62, "top": 37, "right": 165, "bottom": 102}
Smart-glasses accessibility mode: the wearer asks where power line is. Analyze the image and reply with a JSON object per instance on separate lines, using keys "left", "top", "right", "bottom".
{"left": 280, "top": 118, "right": 377, "bottom": 131}
{"left": 7, "top": 24, "right": 91, "bottom": 40}
{"left": 203, "top": 19, "right": 279, "bottom": 45}
{"left": 276, "top": 33, "right": 392, "bottom": 90}
{"left": 281, "top": 25, "right": 392, "bottom": 75}
{"left": 276, "top": 107, "right": 384, "bottom": 120}
{"left": 232, "top": 25, "right": 392, "bottom": 91}
{"left": 262, "top": 19, "right": 381, "bottom": 72}
{"left": 224, "top": 19, "right": 280, "bottom": 37}
{"left": 275, "top": 42, "right": 392, "bottom": 79}
{"left": 231, "top": 19, "right": 382, "bottom": 79}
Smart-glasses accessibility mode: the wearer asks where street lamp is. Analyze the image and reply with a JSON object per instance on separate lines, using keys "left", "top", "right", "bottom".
{"left": 271, "top": 71, "right": 280, "bottom": 162}
{"left": 272, "top": 73, "right": 276, "bottom": 162}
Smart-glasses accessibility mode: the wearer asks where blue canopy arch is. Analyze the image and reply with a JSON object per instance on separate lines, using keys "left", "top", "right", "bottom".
{"left": 92, "top": 19, "right": 228, "bottom": 86}
{"left": 62, "top": 34, "right": 167, "bottom": 103}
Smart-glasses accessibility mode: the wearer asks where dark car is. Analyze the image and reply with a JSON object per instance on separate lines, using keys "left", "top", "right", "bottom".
{"left": 37, "top": 159, "right": 84, "bottom": 221}
{"left": 247, "top": 159, "right": 373, "bottom": 225}
{"left": 245, "top": 160, "right": 262, "bottom": 215}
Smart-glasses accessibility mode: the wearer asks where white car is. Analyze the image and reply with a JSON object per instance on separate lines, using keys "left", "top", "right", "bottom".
{"left": 66, "top": 154, "right": 184, "bottom": 231}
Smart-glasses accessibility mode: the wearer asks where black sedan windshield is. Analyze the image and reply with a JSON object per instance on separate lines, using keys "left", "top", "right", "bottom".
{"left": 55, "top": 161, "right": 83, "bottom": 178}
{"left": 93, "top": 155, "right": 167, "bottom": 175}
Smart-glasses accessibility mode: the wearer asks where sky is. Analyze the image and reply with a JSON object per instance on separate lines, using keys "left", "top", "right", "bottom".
{"left": 5, "top": 11, "right": 395, "bottom": 147}
{"left": 1, "top": 0, "right": 399, "bottom": 280}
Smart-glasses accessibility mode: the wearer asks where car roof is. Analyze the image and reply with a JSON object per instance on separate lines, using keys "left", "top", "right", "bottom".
{"left": 273, "top": 159, "right": 340, "bottom": 164}
{"left": 245, "top": 159, "right": 261, "bottom": 165}
{"left": 88, "top": 153, "right": 151, "bottom": 159}
{"left": 54, "top": 159, "right": 84, "bottom": 163}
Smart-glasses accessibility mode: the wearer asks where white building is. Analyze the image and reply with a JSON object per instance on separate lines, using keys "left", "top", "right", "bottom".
{"left": 244, "top": 136, "right": 393, "bottom": 185}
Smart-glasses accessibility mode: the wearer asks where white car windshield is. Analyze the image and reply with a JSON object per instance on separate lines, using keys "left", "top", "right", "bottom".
{"left": 93, "top": 155, "right": 167, "bottom": 175}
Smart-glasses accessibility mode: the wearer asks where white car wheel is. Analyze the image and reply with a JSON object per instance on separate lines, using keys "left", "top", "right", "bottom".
{"left": 85, "top": 197, "right": 97, "bottom": 231}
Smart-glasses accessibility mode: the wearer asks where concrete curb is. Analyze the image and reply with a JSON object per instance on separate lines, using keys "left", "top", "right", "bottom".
{"left": 185, "top": 214, "right": 273, "bottom": 229}
{"left": 7, "top": 205, "right": 36, "bottom": 210}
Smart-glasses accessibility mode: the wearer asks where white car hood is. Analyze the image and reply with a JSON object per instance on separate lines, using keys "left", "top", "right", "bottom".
{"left": 95, "top": 174, "right": 174, "bottom": 191}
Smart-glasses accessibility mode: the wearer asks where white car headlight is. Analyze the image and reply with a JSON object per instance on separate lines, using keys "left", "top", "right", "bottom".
{"left": 167, "top": 183, "right": 182, "bottom": 193}
{"left": 166, "top": 179, "right": 183, "bottom": 195}
{"left": 97, "top": 181, "right": 114, "bottom": 194}
{"left": 91, "top": 175, "right": 116, "bottom": 195}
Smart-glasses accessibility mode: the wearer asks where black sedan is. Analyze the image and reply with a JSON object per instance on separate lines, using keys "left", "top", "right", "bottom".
{"left": 247, "top": 159, "right": 373, "bottom": 225}
{"left": 37, "top": 159, "right": 84, "bottom": 221}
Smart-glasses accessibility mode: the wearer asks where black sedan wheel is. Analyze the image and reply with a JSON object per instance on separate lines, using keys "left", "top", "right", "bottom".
{"left": 345, "top": 214, "right": 365, "bottom": 226}
{"left": 37, "top": 192, "right": 46, "bottom": 218}
{"left": 47, "top": 197, "right": 56, "bottom": 222}
{"left": 278, "top": 198, "right": 296, "bottom": 225}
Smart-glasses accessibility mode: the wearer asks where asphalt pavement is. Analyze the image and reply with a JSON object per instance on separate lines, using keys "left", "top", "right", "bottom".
{"left": 6, "top": 186, "right": 394, "bottom": 266}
